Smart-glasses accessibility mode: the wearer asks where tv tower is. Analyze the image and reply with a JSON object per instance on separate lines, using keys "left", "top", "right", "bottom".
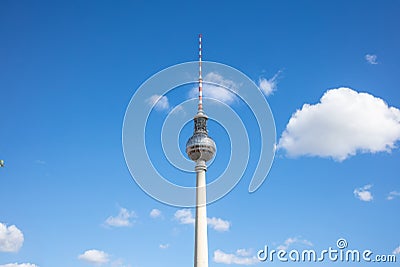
{"left": 186, "top": 34, "right": 216, "bottom": 267}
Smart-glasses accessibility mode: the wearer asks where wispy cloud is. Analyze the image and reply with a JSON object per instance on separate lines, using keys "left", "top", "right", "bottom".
{"left": 236, "top": 248, "right": 253, "bottom": 257}
{"left": 354, "top": 184, "right": 373, "bottom": 202}
{"left": 104, "top": 208, "right": 136, "bottom": 227}
{"left": 213, "top": 249, "right": 259, "bottom": 265}
{"left": 171, "top": 105, "right": 185, "bottom": 116}
{"left": 0, "top": 264, "right": 39, "bottom": 267}
{"left": 146, "top": 94, "right": 170, "bottom": 111}
{"left": 111, "top": 259, "right": 131, "bottom": 267}
{"left": 149, "top": 208, "right": 162, "bottom": 218}
{"left": 0, "top": 222, "right": 24, "bottom": 252}
{"left": 207, "top": 217, "right": 230, "bottom": 232}
{"left": 387, "top": 191, "right": 400, "bottom": 200}
{"left": 78, "top": 250, "right": 131, "bottom": 267}
{"left": 278, "top": 87, "right": 400, "bottom": 161}
{"left": 365, "top": 54, "right": 378, "bottom": 64}
{"left": 393, "top": 246, "right": 400, "bottom": 255}
{"left": 258, "top": 70, "right": 281, "bottom": 96}
{"left": 189, "top": 72, "right": 239, "bottom": 105}
{"left": 159, "top": 244, "right": 169, "bottom": 249}
{"left": 174, "top": 209, "right": 195, "bottom": 225}
{"left": 277, "top": 237, "right": 313, "bottom": 250}
{"left": 174, "top": 209, "right": 230, "bottom": 232}
{"left": 78, "top": 249, "right": 110, "bottom": 265}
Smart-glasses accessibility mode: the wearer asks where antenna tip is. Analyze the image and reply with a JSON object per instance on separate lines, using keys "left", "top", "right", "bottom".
{"left": 199, "top": 33, "right": 202, "bottom": 38}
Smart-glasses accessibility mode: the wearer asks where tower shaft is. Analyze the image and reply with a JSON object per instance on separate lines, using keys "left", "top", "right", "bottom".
{"left": 194, "top": 160, "right": 208, "bottom": 267}
{"left": 186, "top": 34, "right": 216, "bottom": 267}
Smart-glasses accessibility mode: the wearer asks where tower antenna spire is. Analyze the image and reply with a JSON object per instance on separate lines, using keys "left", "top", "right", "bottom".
{"left": 198, "top": 33, "right": 203, "bottom": 113}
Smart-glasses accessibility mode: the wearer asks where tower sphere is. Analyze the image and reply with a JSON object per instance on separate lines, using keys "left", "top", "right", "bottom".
{"left": 186, "top": 112, "right": 216, "bottom": 162}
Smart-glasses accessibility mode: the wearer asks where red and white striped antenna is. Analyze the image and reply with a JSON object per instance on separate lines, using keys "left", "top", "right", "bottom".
{"left": 198, "top": 33, "right": 203, "bottom": 113}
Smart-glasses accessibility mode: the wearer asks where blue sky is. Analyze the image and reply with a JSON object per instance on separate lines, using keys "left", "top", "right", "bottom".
{"left": 1, "top": 1, "right": 400, "bottom": 266}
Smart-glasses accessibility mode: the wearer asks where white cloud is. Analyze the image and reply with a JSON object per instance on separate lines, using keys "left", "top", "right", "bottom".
{"left": 159, "top": 244, "right": 169, "bottom": 249}
{"left": 213, "top": 249, "right": 259, "bottom": 265}
{"left": 146, "top": 94, "right": 170, "bottom": 111}
{"left": 189, "top": 72, "right": 239, "bottom": 105}
{"left": 258, "top": 71, "right": 281, "bottom": 96}
{"left": 78, "top": 249, "right": 110, "bottom": 265}
{"left": 393, "top": 246, "right": 400, "bottom": 254}
{"left": 174, "top": 209, "right": 195, "bottom": 225}
{"left": 365, "top": 54, "right": 378, "bottom": 64}
{"left": 110, "top": 259, "right": 131, "bottom": 267}
{"left": 278, "top": 87, "right": 400, "bottom": 161}
{"left": 354, "top": 184, "right": 373, "bottom": 202}
{"left": 277, "top": 237, "right": 313, "bottom": 250}
{"left": 150, "top": 209, "right": 162, "bottom": 218}
{"left": 174, "top": 209, "right": 230, "bottom": 231}
{"left": 0, "top": 223, "right": 24, "bottom": 252}
{"left": 104, "top": 208, "right": 136, "bottom": 227}
{"left": 171, "top": 105, "right": 185, "bottom": 115}
{"left": 387, "top": 191, "right": 400, "bottom": 200}
{"left": 207, "top": 217, "right": 230, "bottom": 232}
{"left": 236, "top": 248, "right": 253, "bottom": 257}
{"left": 0, "top": 264, "right": 39, "bottom": 267}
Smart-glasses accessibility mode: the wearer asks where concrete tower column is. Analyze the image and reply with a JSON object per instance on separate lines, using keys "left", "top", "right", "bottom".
{"left": 194, "top": 160, "right": 208, "bottom": 267}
